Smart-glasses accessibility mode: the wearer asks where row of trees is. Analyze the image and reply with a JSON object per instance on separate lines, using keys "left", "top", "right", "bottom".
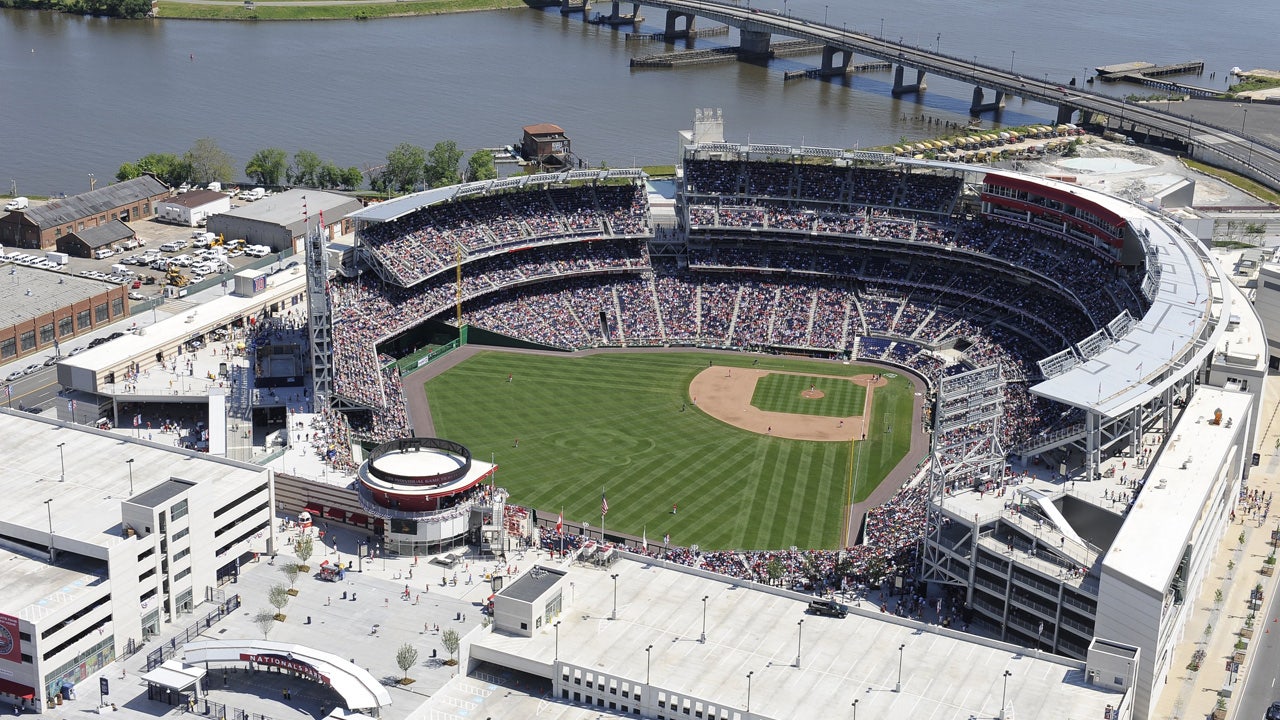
{"left": 370, "top": 141, "right": 497, "bottom": 194}
{"left": 117, "top": 138, "right": 498, "bottom": 194}
{"left": 0, "top": 0, "right": 150, "bottom": 19}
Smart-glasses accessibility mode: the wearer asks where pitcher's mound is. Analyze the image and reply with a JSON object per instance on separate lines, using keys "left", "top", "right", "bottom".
{"left": 801, "top": 389, "right": 825, "bottom": 399}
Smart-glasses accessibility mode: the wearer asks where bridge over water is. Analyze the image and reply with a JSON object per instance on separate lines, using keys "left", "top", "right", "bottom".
{"left": 570, "top": 0, "right": 1280, "bottom": 189}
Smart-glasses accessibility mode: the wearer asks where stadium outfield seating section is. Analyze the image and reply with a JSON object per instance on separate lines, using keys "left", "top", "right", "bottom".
{"left": 359, "top": 184, "right": 650, "bottom": 287}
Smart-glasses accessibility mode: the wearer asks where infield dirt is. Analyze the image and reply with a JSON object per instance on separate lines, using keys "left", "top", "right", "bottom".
{"left": 689, "top": 367, "right": 887, "bottom": 442}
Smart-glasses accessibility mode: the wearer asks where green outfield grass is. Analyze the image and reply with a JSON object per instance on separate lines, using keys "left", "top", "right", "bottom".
{"left": 424, "top": 351, "right": 919, "bottom": 550}
{"left": 750, "top": 373, "right": 866, "bottom": 418}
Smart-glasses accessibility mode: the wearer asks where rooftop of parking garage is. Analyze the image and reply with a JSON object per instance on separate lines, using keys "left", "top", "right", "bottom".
{"left": 470, "top": 555, "right": 1123, "bottom": 720}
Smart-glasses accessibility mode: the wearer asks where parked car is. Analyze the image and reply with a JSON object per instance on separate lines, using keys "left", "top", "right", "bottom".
{"left": 4, "top": 370, "right": 22, "bottom": 382}
{"left": 128, "top": 291, "right": 145, "bottom": 301}
{"left": 42, "top": 355, "right": 62, "bottom": 367}
{"left": 806, "top": 599, "right": 848, "bottom": 618}
{"left": 22, "top": 363, "right": 41, "bottom": 376}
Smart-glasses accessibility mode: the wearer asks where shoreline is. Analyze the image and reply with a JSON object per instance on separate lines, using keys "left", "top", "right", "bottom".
{"left": 12, "top": 0, "right": 542, "bottom": 22}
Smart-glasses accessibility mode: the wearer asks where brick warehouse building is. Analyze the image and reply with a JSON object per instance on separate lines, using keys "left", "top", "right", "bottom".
{"left": 0, "top": 267, "right": 128, "bottom": 364}
{"left": 0, "top": 176, "right": 169, "bottom": 250}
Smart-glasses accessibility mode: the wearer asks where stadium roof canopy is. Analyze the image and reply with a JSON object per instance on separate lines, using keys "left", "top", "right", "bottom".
{"left": 1014, "top": 171, "right": 1225, "bottom": 417}
{"left": 348, "top": 169, "right": 648, "bottom": 224}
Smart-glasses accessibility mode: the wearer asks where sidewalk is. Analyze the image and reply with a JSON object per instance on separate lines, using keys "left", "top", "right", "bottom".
{"left": 1152, "top": 374, "right": 1280, "bottom": 720}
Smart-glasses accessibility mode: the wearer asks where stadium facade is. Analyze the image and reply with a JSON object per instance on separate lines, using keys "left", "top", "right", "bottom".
{"left": 326, "top": 140, "right": 1264, "bottom": 720}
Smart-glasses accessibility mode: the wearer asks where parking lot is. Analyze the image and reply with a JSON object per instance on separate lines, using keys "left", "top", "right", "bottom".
{"left": 1, "top": 213, "right": 282, "bottom": 304}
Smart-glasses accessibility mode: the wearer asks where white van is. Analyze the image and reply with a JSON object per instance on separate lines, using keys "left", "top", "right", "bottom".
{"left": 93, "top": 247, "right": 115, "bottom": 260}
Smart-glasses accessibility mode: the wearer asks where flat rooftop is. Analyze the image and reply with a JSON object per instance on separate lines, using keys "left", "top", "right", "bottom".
{"left": 0, "top": 410, "right": 268, "bottom": 550}
{"left": 0, "top": 262, "right": 118, "bottom": 329}
{"left": 61, "top": 267, "right": 306, "bottom": 397}
{"left": 216, "top": 189, "right": 355, "bottom": 227}
{"left": 471, "top": 557, "right": 1122, "bottom": 720}
{"left": 1103, "top": 386, "right": 1252, "bottom": 593}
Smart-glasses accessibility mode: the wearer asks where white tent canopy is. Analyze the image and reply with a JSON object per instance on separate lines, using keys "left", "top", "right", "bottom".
{"left": 182, "top": 640, "right": 392, "bottom": 712}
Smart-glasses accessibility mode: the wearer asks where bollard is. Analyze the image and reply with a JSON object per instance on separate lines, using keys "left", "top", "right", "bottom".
{"left": 342, "top": 591, "right": 347, "bottom": 600}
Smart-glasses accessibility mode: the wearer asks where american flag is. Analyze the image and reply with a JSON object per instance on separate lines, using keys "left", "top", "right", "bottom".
{"left": 601, "top": 492, "right": 609, "bottom": 517}
{"left": 555, "top": 510, "right": 563, "bottom": 534}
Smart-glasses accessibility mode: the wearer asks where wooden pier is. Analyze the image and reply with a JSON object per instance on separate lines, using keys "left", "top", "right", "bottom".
{"left": 784, "top": 61, "right": 892, "bottom": 81}
{"left": 630, "top": 40, "right": 821, "bottom": 68}
{"left": 623, "top": 24, "right": 729, "bottom": 41}
{"left": 1095, "top": 60, "right": 1206, "bottom": 79}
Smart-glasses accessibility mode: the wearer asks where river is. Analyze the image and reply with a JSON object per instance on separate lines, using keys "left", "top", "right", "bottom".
{"left": 2, "top": 1, "right": 1275, "bottom": 194}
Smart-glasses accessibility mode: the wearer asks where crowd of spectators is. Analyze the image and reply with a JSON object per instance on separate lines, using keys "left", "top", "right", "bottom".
{"left": 537, "top": 474, "right": 929, "bottom": 593}
{"left": 683, "top": 160, "right": 961, "bottom": 214}
{"left": 359, "top": 183, "right": 650, "bottom": 287}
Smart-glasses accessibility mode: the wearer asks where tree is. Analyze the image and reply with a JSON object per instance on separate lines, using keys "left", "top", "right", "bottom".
{"left": 765, "top": 559, "right": 783, "bottom": 587}
{"left": 294, "top": 535, "right": 314, "bottom": 571}
{"left": 246, "top": 148, "right": 288, "bottom": 187}
{"left": 280, "top": 562, "right": 300, "bottom": 591}
{"left": 268, "top": 584, "right": 291, "bottom": 621}
{"left": 254, "top": 609, "right": 276, "bottom": 639}
{"left": 466, "top": 150, "right": 497, "bottom": 183}
{"left": 383, "top": 143, "right": 427, "bottom": 194}
{"left": 115, "top": 162, "right": 142, "bottom": 182}
{"left": 317, "top": 162, "right": 344, "bottom": 190}
{"left": 441, "top": 629, "right": 460, "bottom": 665}
{"left": 289, "top": 150, "right": 323, "bottom": 187}
{"left": 340, "top": 167, "right": 364, "bottom": 191}
{"left": 183, "top": 138, "right": 234, "bottom": 185}
{"left": 395, "top": 643, "right": 419, "bottom": 683}
{"left": 424, "top": 140, "right": 464, "bottom": 188}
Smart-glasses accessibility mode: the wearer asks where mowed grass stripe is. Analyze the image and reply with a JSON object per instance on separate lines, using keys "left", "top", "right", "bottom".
{"left": 424, "top": 350, "right": 914, "bottom": 550}
{"left": 750, "top": 373, "right": 866, "bottom": 417}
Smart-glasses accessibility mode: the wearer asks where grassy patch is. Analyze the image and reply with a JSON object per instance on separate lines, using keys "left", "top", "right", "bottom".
{"left": 1227, "top": 76, "right": 1280, "bottom": 95}
{"left": 425, "top": 350, "right": 917, "bottom": 550}
{"left": 1181, "top": 158, "right": 1280, "bottom": 205}
{"left": 749, "top": 373, "right": 865, "bottom": 418}
{"left": 157, "top": 0, "right": 526, "bottom": 20}
{"left": 641, "top": 165, "right": 677, "bottom": 177}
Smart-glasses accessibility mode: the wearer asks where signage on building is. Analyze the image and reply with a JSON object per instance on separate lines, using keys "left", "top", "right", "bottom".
{"left": 0, "top": 613, "right": 21, "bottom": 664}
{"left": 240, "top": 653, "right": 330, "bottom": 685}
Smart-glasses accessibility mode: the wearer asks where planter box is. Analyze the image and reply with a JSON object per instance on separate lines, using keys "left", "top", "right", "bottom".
{"left": 1233, "top": 650, "right": 1246, "bottom": 664}
{"left": 1241, "top": 626, "right": 1254, "bottom": 639}
{"left": 1262, "top": 564, "right": 1274, "bottom": 577}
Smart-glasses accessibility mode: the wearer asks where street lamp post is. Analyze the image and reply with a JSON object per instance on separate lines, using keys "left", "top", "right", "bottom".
{"left": 57, "top": 442, "right": 66, "bottom": 482}
{"left": 126, "top": 458, "right": 135, "bottom": 495}
{"left": 745, "top": 671, "right": 753, "bottom": 712}
{"left": 44, "top": 498, "right": 54, "bottom": 562}
{"left": 610, "top": 573, "right": 619, "bottom": 620}
{"left": 936, "top": 33, "right": 941, "bottom": 54}
{"left": 795, "top": 619, "right": 804, "bottom": 668}
{"left": 999, "top": 670, "right": 1012, "bottom": 720}
{"left": 879, "top": 17, "right": 883, "bottom": 39}
{"left": 823, "top": 4, "right": 827, "bottom": 24}
{"left": 700, "top": 595, "right": 708, "bottom": 643}
{"left": 1010, "top": 50, "right": 1015, "bottom": 74}
{"left": 896, "top": 643, "right": 904, "bottom": 691}
{"left": 645, "top": 644, "right": 653, "bottom": 685}
{"left": 554, "top": 621, "right": 561, "bottom": 662}
{"left": 852, "top": 699, "right": 858, "bottom": 720}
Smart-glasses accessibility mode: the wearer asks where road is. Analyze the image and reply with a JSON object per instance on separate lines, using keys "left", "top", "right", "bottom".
{"left": 633, "top": 0, "right": 1280, "bottom": 186}
{"left": 1236, "top": 565, "right": 1280, "bottom": 720}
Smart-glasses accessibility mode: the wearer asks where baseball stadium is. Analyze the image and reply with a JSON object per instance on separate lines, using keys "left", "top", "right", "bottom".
{"left": 301, "top": 129, "right": 1262, "bottom": 718}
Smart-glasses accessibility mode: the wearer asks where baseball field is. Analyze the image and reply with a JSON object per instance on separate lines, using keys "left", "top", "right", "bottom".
{"left": 423, "top": 350, "right": 919, "bottom": 550}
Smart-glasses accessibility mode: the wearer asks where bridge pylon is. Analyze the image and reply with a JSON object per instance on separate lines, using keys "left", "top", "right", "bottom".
{"left": 559, "top": 0, "right": 589, "bottom": 14}
{"left": 820, "top": 46, "right": 853, "bottom": 76}
{"left": 664, "top": 9, "right": 696, "bottom": 37}
{"left": 891, "top": 65, "right": 926, "bottom": 96}
{"left": 969, "top": 87, "right": 1006, "bottom": 115}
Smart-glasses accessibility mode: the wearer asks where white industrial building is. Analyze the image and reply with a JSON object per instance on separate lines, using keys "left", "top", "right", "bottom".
{"left": 0, "top": 410, "right": 276, "bottom": 712}
{"left": 207, "top": 190, "right": 360, "bottom": 253}
{"left": 154, "top": 190, "right": 232, "bottom": 228}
